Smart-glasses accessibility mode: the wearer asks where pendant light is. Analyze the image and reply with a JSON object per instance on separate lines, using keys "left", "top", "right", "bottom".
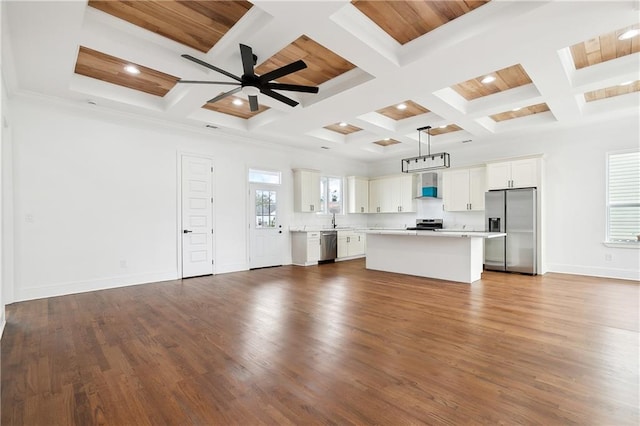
{"left": 401, "top": 126, "right": 450, "bottom": 173}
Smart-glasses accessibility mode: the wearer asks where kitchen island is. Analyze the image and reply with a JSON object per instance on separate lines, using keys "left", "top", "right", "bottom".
{"left": 363, "top": 229, "right": 506, "bottom": 284}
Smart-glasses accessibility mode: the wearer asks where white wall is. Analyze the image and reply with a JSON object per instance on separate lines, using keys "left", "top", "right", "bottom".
{"left": 9, "top": 95, "right": 368, "bottom": 302}
{"left": 7, "top": 95, "right": 639, "bottom": 304}
{"left": 368, "top": 116, "right": 640, "bottom": 280}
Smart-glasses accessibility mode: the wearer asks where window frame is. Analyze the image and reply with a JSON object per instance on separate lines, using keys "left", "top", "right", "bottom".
{"left": 318, "top": 175, "right": 344, "bottom": 215}
{"left": 248, "top": 168, "right": 282, "bottom": 185}
{"left": 605, "top": 149, "right": 640, "bottom": 246}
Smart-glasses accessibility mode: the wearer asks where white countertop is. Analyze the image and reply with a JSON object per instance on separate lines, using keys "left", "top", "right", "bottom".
{"left": 290, "top": 226, "right": 505, "bottom": 238}
{"left": 363, "top": 229, "right": 506, "bottom": 239}
{"left": 289, "top": 226, "right": 366, "bottom": 232}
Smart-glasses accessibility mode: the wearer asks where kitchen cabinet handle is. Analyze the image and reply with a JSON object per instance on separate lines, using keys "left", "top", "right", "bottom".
{"left": 310, "top": 204, "right": 314, "bottom": 211}
{"left": 183, "top": 229, "right": 193, "bottom": 234}
{"left": 361, "top": 207, "right": 364, "bottom": 213}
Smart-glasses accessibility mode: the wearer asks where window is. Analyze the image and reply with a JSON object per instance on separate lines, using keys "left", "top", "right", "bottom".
{"left": 255, "top": 190, "right": 277, "bottom": 228}
{"left": 319, "top": 176, "right": 343, "bottom": 214}
{"left": 249, "top": 168, "right": 281, "bottom": 184}
{"left": 607, "top": 151, "right": 640, "bottom": 243}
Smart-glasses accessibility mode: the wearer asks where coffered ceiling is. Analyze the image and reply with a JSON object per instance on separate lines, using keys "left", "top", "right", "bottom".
{"left": 2, "top": 1, "right": 639, "bottom": 162}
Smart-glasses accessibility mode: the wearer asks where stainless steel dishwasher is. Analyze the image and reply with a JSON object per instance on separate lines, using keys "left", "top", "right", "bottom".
{"left": 319, "top": 231, "right": 337, "bottom": 263}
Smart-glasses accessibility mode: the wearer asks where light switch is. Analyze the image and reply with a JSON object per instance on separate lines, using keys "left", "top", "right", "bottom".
{"left": 25, "top": 214, "right": 34, "bottom": 223}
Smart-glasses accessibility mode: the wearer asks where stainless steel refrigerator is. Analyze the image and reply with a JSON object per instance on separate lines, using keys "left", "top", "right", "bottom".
{"left": 484, "top": 188, "right": 537, "bottom": 274}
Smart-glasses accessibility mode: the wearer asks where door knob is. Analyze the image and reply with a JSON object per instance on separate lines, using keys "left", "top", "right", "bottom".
{"left": 183, "top": 229, "right": 193, "bottom": 234}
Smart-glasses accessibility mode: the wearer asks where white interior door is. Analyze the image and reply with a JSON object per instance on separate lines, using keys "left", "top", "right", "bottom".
{"left": 249, "top": 184, "right": 284, "bottom": 269}
{"left": 181, "top": 155, "right": 213, "bottom": 278}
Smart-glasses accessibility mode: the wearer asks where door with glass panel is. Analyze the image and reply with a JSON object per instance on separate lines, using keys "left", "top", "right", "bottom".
{"left": 249, "top": 184, "right": 284, "bottom": 269}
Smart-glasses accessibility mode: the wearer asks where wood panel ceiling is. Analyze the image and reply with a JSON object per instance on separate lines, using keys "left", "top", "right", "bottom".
{"left": 430, "top": 124, "right": 463, "bottom": 136}
{"left": 88, "top": 0, "right": 253, "bottom": 53}
{"left": 351, "top": 0, "right": 490, "bottom": 45}
{"left": 202, "top": 95, "right": 269, "bottom": 119}
{"left": 452, "top": 64, "right": 532, "bottom": 101}
{"left": 373, "top": 138, "right": 401, "bottom": 147}
{"left": 570, "top": 24, "right": 640, "bottom": 70}
{"left": 74, "top": 46, "right": 178, "bottom": 97}
{"left": 376, "top": 100, "right": 430, "bottom": 120}
{"left": 490, "top": 103, "right": 550, "bottom": 122}
{"left": 584, "top": 81, "right": 640, "bottom": 103}
{"left": 254, "top": 35, "right": 356, "bottom": 86}
{"left": 324, "top": 123, "right": 362, "bottom": 135}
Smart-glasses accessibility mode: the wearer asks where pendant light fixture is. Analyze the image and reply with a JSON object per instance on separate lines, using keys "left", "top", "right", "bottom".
{"left": 401, "top": 126, "right": 450, "bottom": 173}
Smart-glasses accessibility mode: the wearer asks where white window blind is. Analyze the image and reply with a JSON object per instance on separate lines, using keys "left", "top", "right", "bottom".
{"left": 607, "top": 151, "right": 640, "bottom": 242}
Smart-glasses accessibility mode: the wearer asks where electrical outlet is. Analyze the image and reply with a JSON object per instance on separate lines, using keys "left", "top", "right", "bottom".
{"left": 604, "top": 253, "right": 613, "bottom": 261}
{"left": 25, "top": 214, "right": 34, "bottom": 223}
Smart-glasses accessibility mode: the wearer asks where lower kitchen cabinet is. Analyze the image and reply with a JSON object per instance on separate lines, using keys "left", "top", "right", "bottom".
{"left": 291, "top": 231, "right": 320, "bottom": 266}
{"left": 337, "top": 230, "right": 366, "bottom": 259}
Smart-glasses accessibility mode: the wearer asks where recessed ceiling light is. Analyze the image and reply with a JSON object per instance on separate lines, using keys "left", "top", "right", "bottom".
{"left": 619, "top": 80, "right": 634, "bottom": 86}
{"left": 481, "top": 75, "right": 496, "bottom": 84}
{"left": 512, "top": 107, "right": 522, "bottom": 111}
{"left": 232, "top": 99, "right": 243, "bottom": 106}
{"left": 396, "top": 103, "right": 407, "bottom": 110}
{"left": 618, "top": 29, "right": 639, "bottom": 40}
{"left": 339, "top": 122, "right": 348, "bottom": 127}
{"left": 384, "top": 138, "right": 390, "bottom": 141}
{"left": 439, "top": 125, "right": 447, "bottom": 128}
{"left": 124, "top": 65, "right": 140, "bottom": 75}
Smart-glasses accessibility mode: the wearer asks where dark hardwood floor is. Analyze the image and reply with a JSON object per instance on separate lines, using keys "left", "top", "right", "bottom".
{"left": 2, "top": 259, "right": 638, "bottom": 425}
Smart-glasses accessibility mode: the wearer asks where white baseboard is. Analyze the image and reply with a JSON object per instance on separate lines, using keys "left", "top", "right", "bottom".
{"left": 16, "top": 270, "right": 179, "bottom": 302}
{"left": 546, "top": 263, "right": 640, "bottom": 281}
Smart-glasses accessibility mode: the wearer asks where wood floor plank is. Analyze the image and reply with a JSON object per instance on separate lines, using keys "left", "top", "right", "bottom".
{"left": 2, "top": 259, "right": 638, "bottom": 425}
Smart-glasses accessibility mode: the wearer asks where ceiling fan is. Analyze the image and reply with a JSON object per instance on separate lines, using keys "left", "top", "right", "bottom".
{"left": 178, "top": 44, "right": 319, "bottom": 112}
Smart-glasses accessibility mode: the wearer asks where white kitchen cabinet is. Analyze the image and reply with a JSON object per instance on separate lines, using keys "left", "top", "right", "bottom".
{"left": 337, "top": 230, "right": 366, "bottom": 258}
{"left": 486, "top": 158, "right": 539, "bottom": 190}
{"left": 443, "top": 167, "right": 486, "bottom": 211}
{"left": 347, "top": 176, "right": 369, "bottom": 214}
{"left": 293, "top": 169, "right": 321, "bottom": 212}
{"left": 368, "top": 175, "right": 416, "bottom": 213}
{"left": 291, "top": 231, "right": 320, "bottom": 266}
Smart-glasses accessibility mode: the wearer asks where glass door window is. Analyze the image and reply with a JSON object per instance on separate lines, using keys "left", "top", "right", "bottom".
{"left": 255, "top": 190, "right": 277, "bottom": 228}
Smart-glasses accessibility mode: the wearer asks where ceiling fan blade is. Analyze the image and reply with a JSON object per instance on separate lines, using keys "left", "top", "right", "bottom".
{"left": 207, "top": 86, "right": 242, "bottom": 104}
{"left": 260, "top": 88, "right": 299, "bottom": 107}
{"left": 266, "top": 82, "right": 319, "bottom": 93}
{"left": 248, "top": 95, "right": 259, "bottom": 112}
{"left": 181, "top": 54, "right": 241, "bottom": 83}
{"left": 178, "top": 80, "right": 241, "bottom": 85}
{"left": 259, "top": 60, "right": 307, "bottom": 83}
{"left": 239, "top": 44, "right": 255, "bottom": 77}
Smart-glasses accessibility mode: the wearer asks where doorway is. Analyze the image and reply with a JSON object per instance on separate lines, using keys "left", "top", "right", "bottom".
{"left": 180, "top": 154, "right": 214, "bottom": 278}
{"left": 249, "top": 183, "right": 284, "bottom": 269}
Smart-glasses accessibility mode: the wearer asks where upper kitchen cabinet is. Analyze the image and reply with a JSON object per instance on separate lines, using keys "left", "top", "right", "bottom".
{"left": 486, "top": 158, "right": 540, "bottom": 190}
{"left": 443, "top": 167, "right": 486, "bottom": 211}
{"left": 347, "top": 176, "right": 369, "bottom": 214}
{"left": 369, "top": 174, "right": 416, "bottom": 213}
{"left": 293, "top": 169, "right": 321, "bottom": 212}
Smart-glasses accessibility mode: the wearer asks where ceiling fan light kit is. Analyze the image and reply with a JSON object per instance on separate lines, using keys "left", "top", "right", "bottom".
{"left": 401, "top": 126, "right": 451, "bottom": 173}
{"left": 178, "top": 44, "right": 319, "bottom": 112}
